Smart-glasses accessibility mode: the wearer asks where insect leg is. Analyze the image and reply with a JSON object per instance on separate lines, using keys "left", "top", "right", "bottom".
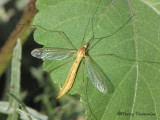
{"left": 81, "top": 0, "right": 102, "bottom": 47}
{"left": 87, "top": 14, "right": 134, "bottom": 51}
{"left": 49, "top": 58, "right": 76, "bottom": 73}
{"left": 82, "top": 60, "right": 97, "bottom": 120}
{"left": 90, "top": 54, "right": 160, "bottom": 64}
{"left": 18, "top": 24, "right": 76, "bottom": 50}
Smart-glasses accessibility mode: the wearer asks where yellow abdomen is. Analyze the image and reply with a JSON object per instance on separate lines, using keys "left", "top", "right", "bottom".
{"left": 56, "top": 51, "right": 84, "bottom": 99}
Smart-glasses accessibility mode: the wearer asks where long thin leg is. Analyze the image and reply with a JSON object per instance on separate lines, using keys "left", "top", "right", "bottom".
{"left": 82, "top": 60, "right": 97, "bottom": 120}
{"left": 86, "top": 0, "right": 117, "bottom": 50}
{"left": 49, "top": 58, "right": 76, "bottom": 73}
{"left": 81, "top": 0, "right": 102, "bottom": 47}
{"left": 18, "top": 24, "right": 76, "bottom": 50}
{"left": 90, "top": 54, "right": 160, "bottom": 64}
{"left": 87, "top": 14, "right": 134, "bottom": 51}
{"left": 96, "top": 0, "right": 117, "bottom": 26}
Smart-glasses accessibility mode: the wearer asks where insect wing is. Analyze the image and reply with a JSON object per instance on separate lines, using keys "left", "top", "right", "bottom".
{"left": 31, "top": 48, "right": 76, "bottom": 60}
{"left": 85, "top": 57, "right": 108, "bottom": 94}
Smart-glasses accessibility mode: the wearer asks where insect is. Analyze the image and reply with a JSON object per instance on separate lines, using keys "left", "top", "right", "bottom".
{"left": 31, "top": 0, "right": 130, "bottom": 99}
{"left": 31, "top": 0, "right": 159, "bottom": 97}
{"left": 30, "top": 0, "right": 160, "bottom": 119}
{"left": 31, "top": 43, "right": 108, "bottom": 99}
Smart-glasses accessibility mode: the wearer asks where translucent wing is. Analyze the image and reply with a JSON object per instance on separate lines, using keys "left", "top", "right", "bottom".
{"left": 85, "top": 56, "right": 108, "bottom": 94}
{"left": 31, "top": 48, "right": 76, "bottom": 60}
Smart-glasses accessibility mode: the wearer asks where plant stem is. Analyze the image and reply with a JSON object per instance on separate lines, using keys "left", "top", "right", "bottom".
{"left": 0, "top": 0, "right": 38, "bottom": 77}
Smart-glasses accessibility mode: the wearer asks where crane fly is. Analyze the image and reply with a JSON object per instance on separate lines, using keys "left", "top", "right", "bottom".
{"left": 29, "top": 2, "right": 160, "bottom": 119}
{"left": 31, "top": 0, "right": 119, "bottom": 99}
{"left": 30, "top": 0, "right": 159, "bottom": 99}
{"left": 31, "top": 41, "right": 109, "bottom": 99}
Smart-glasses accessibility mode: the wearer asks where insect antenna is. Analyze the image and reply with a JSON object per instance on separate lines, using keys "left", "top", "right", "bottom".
{"left": 18, "top": 24, "right": 76, "bottom": 50}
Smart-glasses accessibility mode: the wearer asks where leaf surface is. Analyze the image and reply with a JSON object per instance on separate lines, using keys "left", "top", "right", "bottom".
{"left": 33, "top": 0, "right": 160, "bottom": 119}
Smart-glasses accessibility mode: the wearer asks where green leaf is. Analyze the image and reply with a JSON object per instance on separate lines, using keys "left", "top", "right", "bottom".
{"left": 8, "top": 39, "right": 22, "bottom": 120}
{"left": 140, "top": 0, "right": 160, "bottom": 14}
{"left": 33, "top": 0, "right": 160, "bottom": 120}
{"left": 0, "top": 101, "right": 48, "bottom": 120}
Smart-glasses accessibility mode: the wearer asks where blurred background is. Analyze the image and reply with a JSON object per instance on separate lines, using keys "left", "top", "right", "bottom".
{"left": 0, "top": 0, "right": 84, "bottom": 120}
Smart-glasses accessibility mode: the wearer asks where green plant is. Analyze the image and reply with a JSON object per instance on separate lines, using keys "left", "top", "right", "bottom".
{"left": 32, "top": 0, "right": 160, "bottom": 120}
{"left": 0, "top": 0, "right": 160, "bottom": 120}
